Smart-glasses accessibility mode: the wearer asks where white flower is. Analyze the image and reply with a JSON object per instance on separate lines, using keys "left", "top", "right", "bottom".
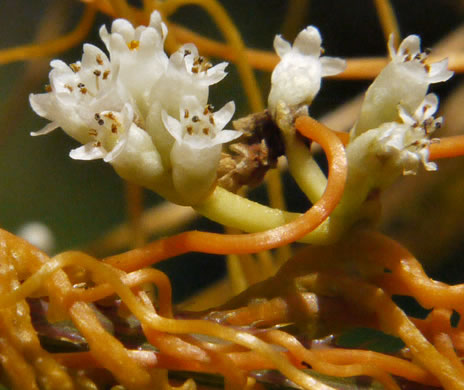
{"left": 376, "top": 93, "right": 441, "bottom": 174}
{"left": 30, "top": 44, "right": 126, "bottom": 145}
{"left": 162, "top": 96, "right": 241, "bottom": 204}
{"left": 99, "top": 11, "right": 168, "bottom": 112}
{"left": 353, "top": 34, "right": 453, "bottom": 137}
{"left": 68, "top": 103, "right": 134, "bottom": 160}
{"left": 268, "top": 26, "right": 346, "bottom": 116}
{"left": 146, "top": 44, "right": 228, "bottom": 166}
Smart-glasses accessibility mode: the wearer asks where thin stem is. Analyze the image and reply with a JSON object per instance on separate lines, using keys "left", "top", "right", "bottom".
{"left": 0, "top": 5, "right": 96, "bottom": 65}
{"left": 429, "top": 135, "right": 464, "bottom": 160}
{"left": 169, "top": 25, "right": 464, "bottom": 78}
{"left": 373, "top": 0, "right": 401, "bottom": 49}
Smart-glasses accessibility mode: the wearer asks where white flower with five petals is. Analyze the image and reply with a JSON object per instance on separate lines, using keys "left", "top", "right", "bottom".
{"left": 146, "top": 44, "right": 228, "bottom": 166}
{"left": 162, "top": 95, "right": 241, "bottom": 204}
{"left": 268, "top": 26, "right": 346, "bottom": 115}
{"left": 30, "top": 44, "right": 127, "bottom": 145}
{"left": 376, "top": 93, "right": 441, "bottom": 175}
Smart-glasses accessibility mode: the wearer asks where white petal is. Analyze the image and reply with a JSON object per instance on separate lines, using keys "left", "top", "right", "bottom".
{"left": 81, "top": 44, "right": 109, "bottom": 69}
{"left": 398, "top": 35, "right": 420, "bottom": 57}
{"left": 273, "top": 35, "right": 291, "bottom": 58}
{"left": 293, "top": 26, "right": 321, "bottom": 56}
{"left": 213, "top": 101, "right": 235, "bottom": 129}
{"left": 416, "top": 93, "right": 438, "bottom": 119}
{"left": 30, "top": 121, "right": 59, "bottom": 136}
{"left": 427, "top": 59, "right": 454, "bottom": 83}
{"left": 111, "top": 19, "right": 135, "bottom": 41}
{"left": 99, "top": 25, "right": 110, "bottom": 47}
{"left": 161, "top": 111, "right": 183, "bottom": 142}
{"left": 204, "top": 62, "right": 228, "bottom": 85}
{"left": 149, "top": 11, "right": 167, "bottom": 41}
{"left": 212, "top": 129, "right": 242, "bottom": 145}
{"left": 29, "top": 93, "right": 53, "bottom": 117}
{"left": 70, "top": 143, "right": 107, "bottom": 160}
{"left": 50, "top": 59, "right": 69, "bottom": 71}
{"left": 320, "top": 56, "right": 346, "bottom": 76}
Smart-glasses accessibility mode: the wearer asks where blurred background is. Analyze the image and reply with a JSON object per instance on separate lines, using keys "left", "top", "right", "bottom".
{"left": 0, "top": 0, "right": 463, "bottom": 302}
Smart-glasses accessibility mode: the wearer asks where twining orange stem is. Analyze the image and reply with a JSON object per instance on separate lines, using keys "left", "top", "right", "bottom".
{"left": 352, "top": 230, "right": 464, "bottom": 313}
{"left": 264, "top": 330, "right": 401, "bottom": 390}
{"left": 0, "top": 5, "right": 96, "bottom": 65}
{"left": 429, "top": 135, "right": 464, "bottom": 160}
{"left": 169, "top": 23, "right": 464, "bottom": 78}
{"left": 104, "top": 116, "right": 347, "bottom": 272}
{"left": 74, "top": 268, "right": 173, "bottom": 317}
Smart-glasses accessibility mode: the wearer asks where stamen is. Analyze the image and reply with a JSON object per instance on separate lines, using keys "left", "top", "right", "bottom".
{"left": 102, "top": 70, "right": 110, "bottom": 80}
{"left": 192, "top": 116, "right": 200, "bottom": 123}
{"left": 93, "top": 69, "right": 101, "bottom": 77}
{"left": 111, "top": 124, "right": 118, "bottom": 133}
{"left": 186, "top": 126, "right": 193, "bottom": 135}
{"left": 44, "top": 84, "right": 52, "bottom": 92}
{"left": 88, "top": 129, "right": 98, "bottom": 137}
{"left": 202, "top": 63, "right": 212, "bottom": 72}
{"left": 96, "top": 54, "right": 103, "bottom": 66}
{"left": 70, "top": 63, "right": 81, "bottom": 72}
{"left": 184, "top": 109, "right": 189, "bottom": 119}
{"left": 64, "top": 84, "right": 73, "bottom": 92}
{"left": 202, "top": 127, "right": 210, "bottom": 135}
{"left": 209, "top": 115, "right": 215, "bottom": 125}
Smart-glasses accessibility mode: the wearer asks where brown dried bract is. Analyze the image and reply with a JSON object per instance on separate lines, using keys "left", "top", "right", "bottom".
{"left": 217, "top": 110, "right": 285, "bottom": 192}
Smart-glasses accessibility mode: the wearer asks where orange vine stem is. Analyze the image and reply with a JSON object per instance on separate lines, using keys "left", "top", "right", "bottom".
{"left": 0, "top": 5, "right": 96, "bottom": 65}
{"left": 429, "top": 135, "right": 464, "bottom": 160}
{"left": 104, "top": 116, "right": 347, "bottom": 272}
{"left": 169, "top": 24, "right": 464, "bottom": 78}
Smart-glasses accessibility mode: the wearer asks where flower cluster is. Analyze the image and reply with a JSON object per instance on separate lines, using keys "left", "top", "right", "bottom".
{"left": 345, "top": 34, "right": 452, "bottom": 184}
{"left": 29, "top": 12, "right": 241, "bottom": 205}
{"left": 30, "top": 10, "right": 453, "bottom": 215}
